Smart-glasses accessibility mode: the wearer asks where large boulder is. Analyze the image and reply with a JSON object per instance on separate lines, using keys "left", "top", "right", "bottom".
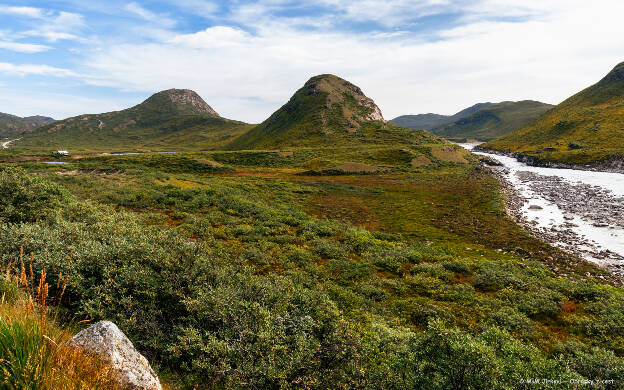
{"left": 67, "top": 321, "right": 161, "bottom": 390}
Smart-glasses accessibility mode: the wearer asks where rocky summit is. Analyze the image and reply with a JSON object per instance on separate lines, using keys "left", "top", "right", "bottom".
{"left": 310, "top": 74, "right": 384, "bottom": 124}
{"left": 135, "top": 88, "right": 220, "bottom": 117}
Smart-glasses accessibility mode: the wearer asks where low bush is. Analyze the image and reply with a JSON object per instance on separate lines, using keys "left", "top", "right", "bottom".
{"left": 0, "top": 166, "right": 68, "bottom": 223}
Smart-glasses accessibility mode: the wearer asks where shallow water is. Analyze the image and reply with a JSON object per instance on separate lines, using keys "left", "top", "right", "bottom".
{"left": 459, "top": 143, "right": 624, "bottom": 266}
{"left": 43, "top": 161, "right": 70, "bottom": 164}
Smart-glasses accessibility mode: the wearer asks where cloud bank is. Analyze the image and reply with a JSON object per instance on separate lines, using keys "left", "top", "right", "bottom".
{"left": 1, "top": 0, "right": 623, "bottom": 121}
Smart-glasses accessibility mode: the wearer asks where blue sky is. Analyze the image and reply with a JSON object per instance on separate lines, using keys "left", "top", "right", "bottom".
{"left": 1, "top": 0, "right": 623, "bottom": 122}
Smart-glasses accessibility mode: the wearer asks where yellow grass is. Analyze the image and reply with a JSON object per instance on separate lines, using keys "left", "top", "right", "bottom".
{"left": 431, "top": 147, "right": 468, "bottom": 164}
{"left": 332, "top": 162, "right": 383, "bottom": 172}
{"left": 0, "top": 248, "right": 121, "bottom": 389}
{"left": 411, "top": 155, "right": 432, "bottom": 167}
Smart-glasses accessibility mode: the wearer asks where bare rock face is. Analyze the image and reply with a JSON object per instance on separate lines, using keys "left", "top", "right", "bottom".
{"left": 313, "top": 75, "right": 385, "bottom": 123}
{"left": 67, "top": 321, "right": 162, "bottom": 390}
{"left": 164, "top": 88, "right": 219, "bottom": 116}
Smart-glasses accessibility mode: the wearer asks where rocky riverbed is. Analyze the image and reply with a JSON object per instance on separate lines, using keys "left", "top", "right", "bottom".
{"left": 506, "top": 171, "right": 624, "bottom": 273}
{"left": 462, "top": 143, "right": 624, "bottom": 278}
{"left": 515, "top": 172, "right": 624, "bottom": 229}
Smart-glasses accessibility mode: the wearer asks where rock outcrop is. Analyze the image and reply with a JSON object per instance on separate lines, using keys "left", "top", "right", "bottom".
{"left": 68, "top": 321, "right": 162, "bottom": 390}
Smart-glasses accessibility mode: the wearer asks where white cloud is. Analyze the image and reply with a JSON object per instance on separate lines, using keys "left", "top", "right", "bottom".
{"left": 318, "top": 0, "right": 452, "bottom": 26}
{"left": 4, "top": 0, "right": 624, "bottom": 122}
{"left": 21, "top": 11, "right": 85, "bottom": 42}
{"left": 0, "top": 41, "right": 50, "bottom": 53}
{"left": 168, "top": 26, "right": 251, "bottom": 48}
{"left": 0, "top": 62, "right": 76, "bottom": 77}
{"left": 0, "top": 6, "right": 45, "bottom": 18}
{"left": 125, "top": 2, "right": 177, "bottom": 27}
{"left": 75, "top": 0, "right": 623, "bottom": 122}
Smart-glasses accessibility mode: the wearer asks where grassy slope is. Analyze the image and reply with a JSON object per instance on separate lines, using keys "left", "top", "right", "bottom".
{"left": 483, "top": 62, "right": 624, "bottom": 164}
{"left": 13, "top": 90, "right": 251, "bottom": 153}
{"left": 15, "top": 116, "right": 252, "bottom": 153}
{"left": 390, "top": 113, "right": 449, "bottom": 130}
{"left": 429, "top": 100, "right": 554, "bottom": 141}
{"left": 0, "top": 113, "right": 55, "bottom": 138}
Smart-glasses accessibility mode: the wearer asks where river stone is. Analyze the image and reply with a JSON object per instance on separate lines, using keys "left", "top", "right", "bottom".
{"left": 528, "top": 204, "right": 543, "bottom": 210}
{"left": 67, "top": 321, "right": 162, "bottom": 390}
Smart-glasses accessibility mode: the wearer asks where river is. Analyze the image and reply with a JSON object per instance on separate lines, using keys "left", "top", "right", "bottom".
{"left": 459, "top": 143, "right": 624, "bottom": 274}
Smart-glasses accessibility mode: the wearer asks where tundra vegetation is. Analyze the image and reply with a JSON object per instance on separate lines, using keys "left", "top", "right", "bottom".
{"left": 0, "top": 143, "right": 623, "bottom": 389}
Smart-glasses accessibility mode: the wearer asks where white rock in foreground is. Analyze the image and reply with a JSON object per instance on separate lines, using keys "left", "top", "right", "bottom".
{"left": 67, "top": 321, "right": 162, "bottom": 390}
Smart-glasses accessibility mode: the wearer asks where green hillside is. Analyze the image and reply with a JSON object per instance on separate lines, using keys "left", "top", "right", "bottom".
{"left": 13, "top": 89, "right": 251, "bottom": 152}
{"left": 483, "top": 62, "right": 624, "bottom": 165}
{"left": 390, "top": 113, "right": 449, "bottom": 130}
{"left": 430, "top": 100, "right": 553, "bottom": 141}
{"left": 229, "top": 74, "right": 440, "bottom": 149}
{"left": 391, "top": 103, "right": 495, "bottom": 130}
{"left": 391, "top": 101, "right": 552, "bottom": 141}
{"left": 0, "top": 113, "right": 55, "bottom": 138}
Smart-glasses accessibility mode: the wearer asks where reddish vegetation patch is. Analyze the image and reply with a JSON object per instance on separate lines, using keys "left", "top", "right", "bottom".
{"left": 277, "top": 151, "right": 294, "bottom": 157}
{"left": 232, "top": 169, "right": 286, "bottom": 178}
{"left": 561, "top": 300, "right": 577, "bottom": 314}
{"left": 5, "top": 156, "right": 42, "bottom": 162}
{"left": 166, "top": 218, "right": 184, "bottom": 226}
{"left": 308, "top": 194, "right": 384, "bottom": 231}
{"left": 452, "top": 273, "right": 473, "bottom": 284}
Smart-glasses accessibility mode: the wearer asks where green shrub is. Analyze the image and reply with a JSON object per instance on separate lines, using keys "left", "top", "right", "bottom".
{"left": 500, "top": 287, "right": 562, "bottom": 318}
{"left": 487, "top": 306, "right": 533, "bottom": 332}
{"left": 473, "top": 262, "right": 522, "bottom": 292}
{"left": 0, "top": 166, "right": 68, "bottom": 223}
{"left": 411, "top": 263, "right": 454, "bottom": 282}
{"left": 555, "top": 341, "right": 624, "bottom": 388}
{"left": 312, "top": 238, "right": 348, "bottom": 260}
{"left": 413, "top": 320, "right": 500, "bottom": 389}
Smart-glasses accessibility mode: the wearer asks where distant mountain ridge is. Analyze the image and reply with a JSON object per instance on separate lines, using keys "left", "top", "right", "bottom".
{"left": 391, "top": 101, "right": 552, "bottom": 141}
{"left": 15, "top": 89, "right": 252, "bottom": 151}
{"left": 390, "top": 113, "right": 450, "bottom": 130}
{"left": 228, "top": 74, "right": 440, "bottom": 149}
{"left": 0, "top": 113, "right": 55, "bottom": 138}
{"left": 391, "top": 103, "right": 496, "bottom": 131}
{"left": 482, "top": 61, "right": 624, "bottom": 165}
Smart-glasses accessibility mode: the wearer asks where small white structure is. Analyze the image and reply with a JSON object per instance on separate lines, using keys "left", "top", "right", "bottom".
{"left": 54, "top": 150, "right": 70, "bottom": 157}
